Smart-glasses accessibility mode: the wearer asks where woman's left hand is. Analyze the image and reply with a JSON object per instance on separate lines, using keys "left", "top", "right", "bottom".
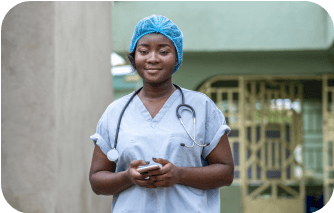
{"left": 149, "top": 158, "right": 182, "bottom": 187}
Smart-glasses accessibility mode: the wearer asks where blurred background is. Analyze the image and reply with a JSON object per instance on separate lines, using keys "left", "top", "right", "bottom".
{"left": 2, "top": 1, "right": 334, "bottom": 213}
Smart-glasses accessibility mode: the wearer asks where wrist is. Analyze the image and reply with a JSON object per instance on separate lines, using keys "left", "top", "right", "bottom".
{"left": 176, "top": 166, "right": 184, "bottom": 184}
{"left": 125, "top": 169, "right": 134, "bottom": 185}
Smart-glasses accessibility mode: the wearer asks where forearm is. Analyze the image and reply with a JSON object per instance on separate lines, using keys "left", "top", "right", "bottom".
{"left": 90, "top": 170, "right": 134, "bottom": 195}
{"left": 177, "top": 163, "right": 234, "bottom": 190}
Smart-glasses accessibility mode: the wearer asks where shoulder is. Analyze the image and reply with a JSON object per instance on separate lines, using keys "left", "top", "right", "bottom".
{"left": 180, "top": 87, "right": 220, "bottom": 117}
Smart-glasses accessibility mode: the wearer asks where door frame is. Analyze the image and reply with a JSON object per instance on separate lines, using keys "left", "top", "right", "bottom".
{"left": 322, "top": 74, "right": 334, "bottom": 204}
{"left": 198, "top": 74, "right": 327, "bottom": 212}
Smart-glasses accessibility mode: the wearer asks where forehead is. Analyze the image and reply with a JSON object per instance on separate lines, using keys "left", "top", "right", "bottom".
{"left": 136, "top": 33, "right": 174, "bottom": 48}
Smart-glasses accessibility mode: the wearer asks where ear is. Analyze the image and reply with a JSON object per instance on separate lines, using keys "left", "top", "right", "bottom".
{"left": 174, "top": 46, "right": 178, "bottom": 65}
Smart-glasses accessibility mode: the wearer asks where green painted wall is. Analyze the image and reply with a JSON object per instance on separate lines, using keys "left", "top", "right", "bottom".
{"left": 112, "top": 1, "right": 333, "bottom": 52}
{"left": 112, "top": 1, "right": 334, "bottom": 93}
{"left": 173, "top": 51, "right": 334, "bottom": 90}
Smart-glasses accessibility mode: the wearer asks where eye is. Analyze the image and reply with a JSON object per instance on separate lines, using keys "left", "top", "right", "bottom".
{"left": 160, "top": 50, "right": 169, "bottom": 55}
{"left": 139, "top": 50, "right": 148, "bottom": 55}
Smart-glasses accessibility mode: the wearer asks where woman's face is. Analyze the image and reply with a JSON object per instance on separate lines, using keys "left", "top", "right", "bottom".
{"left": 135, "top": 33, "right": 178, "bottom": 85}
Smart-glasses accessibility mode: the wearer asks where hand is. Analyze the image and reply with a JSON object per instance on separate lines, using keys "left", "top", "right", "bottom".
{"left": 150, "top": 158, "right": 181, "bottom": 188}
{"left": 126, "top": 160, "right": 156, "bottom": 188}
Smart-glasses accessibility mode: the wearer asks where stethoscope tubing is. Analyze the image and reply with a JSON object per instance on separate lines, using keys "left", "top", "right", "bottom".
{"left": 113, "top": 84, "right": 210, "bottom": 151}
{"left": 114, "top": 87, "right": 143, "bottom": 150}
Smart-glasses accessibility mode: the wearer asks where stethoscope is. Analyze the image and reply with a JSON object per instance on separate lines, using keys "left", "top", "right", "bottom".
{"left": 106, "top": 84, "right": 210, "bottom": 162}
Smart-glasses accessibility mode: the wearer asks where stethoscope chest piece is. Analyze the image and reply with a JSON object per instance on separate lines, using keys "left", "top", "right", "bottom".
{"left": 107, "top": 149, "right": 119, "bottom": 161}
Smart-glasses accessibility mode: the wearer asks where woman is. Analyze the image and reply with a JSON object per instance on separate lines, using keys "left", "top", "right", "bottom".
{"left": 89, "top": 15, "right": 234, "bottom": 213}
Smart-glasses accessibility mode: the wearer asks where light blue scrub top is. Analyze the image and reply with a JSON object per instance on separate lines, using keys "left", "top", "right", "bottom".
{"left": 90, "top": 88, "right": 231, "bottom": 213}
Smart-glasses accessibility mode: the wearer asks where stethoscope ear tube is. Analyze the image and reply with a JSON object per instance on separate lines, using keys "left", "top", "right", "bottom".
{"left": 176, "top": 104, "right": 196, "bottom": 118}
{"left": 114, "top": 87, "right": 143, "bottom": 151}
{"left": 110, "top": 84, "right": 209, "bottom": 162}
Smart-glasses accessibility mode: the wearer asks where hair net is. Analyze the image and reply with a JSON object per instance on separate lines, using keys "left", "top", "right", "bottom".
{"left": 129, "top": 14, "right": 183, "bottom": 73}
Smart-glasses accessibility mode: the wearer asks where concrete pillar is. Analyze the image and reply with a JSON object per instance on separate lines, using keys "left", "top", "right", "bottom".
{"left": 2, "top": 2, "right": 113, "bottom": 212}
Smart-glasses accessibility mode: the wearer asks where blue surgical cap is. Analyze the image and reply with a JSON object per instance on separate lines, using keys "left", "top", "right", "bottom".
{"left": 129, "top": 14, "right": 183, "bottom": 73}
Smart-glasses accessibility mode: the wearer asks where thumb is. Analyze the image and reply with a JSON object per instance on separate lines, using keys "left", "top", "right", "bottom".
{"left": 130, "top": 159, "right": 149, "bottom": 169}
{"left": 152, "top": 158, "right": 169, "bottom": 166}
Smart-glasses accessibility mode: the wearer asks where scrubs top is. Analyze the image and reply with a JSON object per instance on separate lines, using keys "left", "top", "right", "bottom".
{"left": 90, "top": 87, "right": 231, "bottom": 213}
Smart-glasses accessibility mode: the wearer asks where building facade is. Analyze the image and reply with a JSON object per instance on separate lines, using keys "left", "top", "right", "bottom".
{"left": 111, "top": 2, "right": 334, "bottom": 213}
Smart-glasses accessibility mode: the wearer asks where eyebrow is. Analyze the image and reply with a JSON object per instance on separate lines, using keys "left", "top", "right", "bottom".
{"left": 137, "top": 43, "right": 172, "bottom": 47}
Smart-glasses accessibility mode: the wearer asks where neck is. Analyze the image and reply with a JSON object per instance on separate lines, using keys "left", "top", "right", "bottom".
{"left": 140, "top": 79, "right": 175, "bottom": 100}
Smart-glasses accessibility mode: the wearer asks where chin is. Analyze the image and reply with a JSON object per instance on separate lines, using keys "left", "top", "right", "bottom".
{"left": 145, "top": 78, "right": 170, "bottom": 86}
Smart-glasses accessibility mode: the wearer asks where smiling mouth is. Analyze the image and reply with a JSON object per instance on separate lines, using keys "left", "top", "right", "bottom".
{"left": 145, "top": 69, "right": 162, "bottom": 73}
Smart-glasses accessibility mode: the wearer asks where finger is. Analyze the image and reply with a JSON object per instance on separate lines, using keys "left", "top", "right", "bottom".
{"left": 152, "top": 158, "right": 170, "bottom": 166}
{"left": 149, "top": 175, "right": 157, "bottom": 181}
{"left": 135, "top": 179, "right": 156, "bottom": 188}
{"left": 131, "top": 170, "right": 154, "bottom": 180}
{"left": 152, "top": 158, "right": 171, "bottom": 174}
{"left": 130, "top": 160, "right": 150, "bottom": 169}
{"left": 135, "top": 179, "right": 153, "bottom": 185}
{"left": 141, "top": 184, "right": 156, "bottom": 188}
{"left": 145, "top": 168, "right": 163, "bottom": 176}
{"left": 130, "top": 170, "right": 152, "bottom": 180}
{"left": 158, "top": 163, "right": 172, "bottom": 175}
{"left": 142, "top": 185, "right": 156, "bottom": 188}
{"left": 133, "top": 174, "right": 150, "bottom": 180}
{"left": 152, "top": 179, "right": 167, "bottom": 187}
{"left": 151, "top": 173, "right": 168, "bottom": 182}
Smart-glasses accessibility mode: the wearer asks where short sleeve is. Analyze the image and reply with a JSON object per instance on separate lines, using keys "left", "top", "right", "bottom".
{"left": 90, "top": 111, "right": 112, "bottom": 156}
{"left": 202, "top": 107, "right": 231, "bottom": 159}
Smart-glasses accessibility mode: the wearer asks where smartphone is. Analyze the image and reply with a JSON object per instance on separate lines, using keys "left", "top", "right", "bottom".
{"left": 137, "top": 165, "right": 161, "bottom": 174}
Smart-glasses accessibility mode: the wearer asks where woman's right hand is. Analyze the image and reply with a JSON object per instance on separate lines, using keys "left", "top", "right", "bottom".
{"left": 126, "top": 160, "right": 156, "bottom": 188}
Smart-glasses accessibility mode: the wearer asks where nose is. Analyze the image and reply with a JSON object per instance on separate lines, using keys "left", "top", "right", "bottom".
{"left": 147, "top": 52, "right": 159, "bottom": 63}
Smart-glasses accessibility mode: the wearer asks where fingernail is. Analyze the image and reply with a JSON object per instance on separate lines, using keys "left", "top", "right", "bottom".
{"left": 145, "top": 161, "right": 150, "bottom": 164}
{"left": 152, "top": 157, "right": 156, "bottom": 160}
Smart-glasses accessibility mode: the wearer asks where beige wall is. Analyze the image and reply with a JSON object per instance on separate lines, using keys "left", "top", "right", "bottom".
{"left": 2, "top": 2, "right": 113, "bottom": 212}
